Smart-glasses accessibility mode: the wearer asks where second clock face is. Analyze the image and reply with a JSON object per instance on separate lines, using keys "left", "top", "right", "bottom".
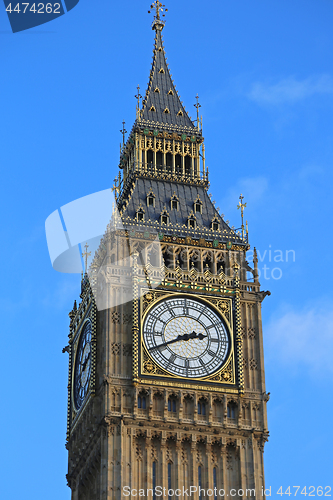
{"left": 73, "top": 319, "right": 92, "bottom": 410}
{"left": 143, "top": 297, "right": 229, "bottom": 378}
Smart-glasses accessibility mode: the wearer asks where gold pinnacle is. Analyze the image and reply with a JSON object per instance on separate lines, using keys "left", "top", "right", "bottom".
{"left": 237, "top": 194, "right": 247, "bottom": 240}
{"left": 194, "top": 94, "right": 201, "bottom": 131}
{"left": 135, "top": 85, "right": 142, "bottom": 119}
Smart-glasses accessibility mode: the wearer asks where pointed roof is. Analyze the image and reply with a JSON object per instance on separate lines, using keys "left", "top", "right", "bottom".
{"left": 140, "top": 24, "right": 196, "bottom": 131}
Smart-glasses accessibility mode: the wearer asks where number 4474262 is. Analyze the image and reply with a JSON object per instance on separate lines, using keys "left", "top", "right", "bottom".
{"left": 277, "top": 486, "right": 331, "bottom": 496}
{"left": 6, "top": 3, "right": 61, "bottom": 14}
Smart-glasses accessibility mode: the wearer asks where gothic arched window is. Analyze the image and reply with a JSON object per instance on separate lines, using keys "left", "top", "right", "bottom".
{"left": 198, "top": 401, "right": 206, "bottom": 415}
{"left": 147, "top": 190, "right": 155, "bottom": 207}
{"left": 168, "top": 397, "right": 176, "bottom": 413}
{"left": 138, "top": 395, "right": 146, "bottom": 409}
{"left": 147, "top": 150, "right": 154, "bottom": 164}
{"left": 227, "top": 402, "right": 236, "bottom": 419}
{"left": 185, "top": 155, "right": 192, "bottom": 176}
{"left": 188, "top": 214, "right": 196, "bottom": 229}
{"left": 136, "top": 208, "right": 145, "bottom": 222}
{"left": 194, "top": 196, "right": 203, "bottom": 214}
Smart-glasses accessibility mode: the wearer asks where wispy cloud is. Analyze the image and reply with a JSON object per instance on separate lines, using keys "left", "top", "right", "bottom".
{"left": 265, "top": 303, "right": 333, "bottom": 377}
{"left": 216, "top": 176, "right": 268, "bottom": 217}
{"left": 248, "top": 75, "right": 333, "bottom": 105}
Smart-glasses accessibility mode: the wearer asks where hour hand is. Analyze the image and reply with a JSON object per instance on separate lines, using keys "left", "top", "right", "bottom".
{"left": 149, "top": 331, "right": 207, "bottom": 351}
{"left": 82, "top": 351, "right": 91, "bottom": 370}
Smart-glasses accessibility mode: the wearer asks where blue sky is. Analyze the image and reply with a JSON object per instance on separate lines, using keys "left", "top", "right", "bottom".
{"left": 1, "top": 0, "right": 333, "bottom": 498}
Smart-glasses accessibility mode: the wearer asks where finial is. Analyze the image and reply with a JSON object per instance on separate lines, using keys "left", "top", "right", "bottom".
{"left": 111, "top": 176, "right": 120, "bottom": 203}
{"left": 135, "top": 85, "right": 142, "bottom": 120}
{"left": 194, "top": 94, "right": 201, "bottom": 131}
{"left": 237, "top": 194, "right": 247, "bottom": 240}
{"left": 120, "top": 121, "right": 127, "bottom": 148}
{"left": 82, "top": 243, "right": 91, "bottom": 273}
{"left": 148, "top": 1, "right": 168, "bottom": 31}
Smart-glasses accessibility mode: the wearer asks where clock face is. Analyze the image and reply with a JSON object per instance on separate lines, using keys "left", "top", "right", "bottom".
{"left": 73, "top": 320, "right": 92, "bottom": 410}
{"left": 143, "top": 297, "right": 229, "bottom": 378}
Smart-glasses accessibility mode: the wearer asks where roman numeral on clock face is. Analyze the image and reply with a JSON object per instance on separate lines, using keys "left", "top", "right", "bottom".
{"left": 166, "top": 304, "right": 175, "bottom": 317}
{"left": 199, "top": 358, "right": 208, "bottom": 373}
{"left": 168, "top": 353, "right": 176, "bottom": 364}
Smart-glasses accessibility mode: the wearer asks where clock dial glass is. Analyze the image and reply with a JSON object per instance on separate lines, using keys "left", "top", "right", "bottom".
{"left": 74, "top": 320, "right": 92, "bottom": 410}
{"left": 143, "top": 297, "right": 229, "bottom": 378}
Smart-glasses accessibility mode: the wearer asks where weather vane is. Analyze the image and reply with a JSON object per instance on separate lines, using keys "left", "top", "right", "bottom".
{"left": 82, "top": 243, "right": 91, "bottom": 273}
{"left": 148, "top": 1, "right": 168, "bottom": 28}
{"left": 194, "top": 94, "right": 201, "bottom": 131}
{"left": 237, "top": 194, "right": 247, "bottom": 240}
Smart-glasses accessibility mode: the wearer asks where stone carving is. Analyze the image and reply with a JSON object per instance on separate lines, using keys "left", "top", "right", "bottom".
{"left": 111, "top": 343, "right": 121, "bottom": 355}
{"left": 111, "top": 311, "right": 120, "bottom": 323}
{"left": 248, "top": 328, "right": 256, "bottom": 339}
{"left": 249, "top": 358, "right": 258, "bottom": 370}
{"left": 209, "top": 357, "right": 234, "bottom": 383}
{"left": 135, "top": 443, "right": 143, "bottom": 461}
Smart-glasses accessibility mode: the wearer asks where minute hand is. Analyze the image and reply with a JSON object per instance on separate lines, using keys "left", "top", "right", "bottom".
{"left": 149, "top": 331, "right": 207, "bottom": 351}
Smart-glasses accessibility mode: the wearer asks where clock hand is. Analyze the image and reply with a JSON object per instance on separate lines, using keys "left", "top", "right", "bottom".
{"left": 149, "top": 331, "right": 207, "bottom": 351}
{"left": 81, "top": 351, "right": 91, "bottom": 371}
{"left": 149, "top": 334, "right": 183, "bottom": 350}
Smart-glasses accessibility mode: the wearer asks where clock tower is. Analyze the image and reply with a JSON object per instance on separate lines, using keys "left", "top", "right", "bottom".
{"left": 65, "top": 4, "right": 270, "bottom": 499}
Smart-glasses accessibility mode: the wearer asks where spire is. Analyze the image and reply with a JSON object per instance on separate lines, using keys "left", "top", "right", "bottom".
{"left": 140, "top": 4, "right": 196, "bottom": 131}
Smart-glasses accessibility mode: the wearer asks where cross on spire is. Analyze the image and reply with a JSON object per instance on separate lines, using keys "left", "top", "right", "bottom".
{"left": 194, "top": 93, "right": 201, "bottom": 131}
{"left": 82, "top": 243, "right": 91, "bottom": 273}
{"left": 148, "top": 1, "right": 168, "bottom": 30}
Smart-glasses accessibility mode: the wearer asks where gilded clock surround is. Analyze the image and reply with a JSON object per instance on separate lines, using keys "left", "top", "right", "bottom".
{"left": 139, "top": 290, "right": 236, "bottom": 387}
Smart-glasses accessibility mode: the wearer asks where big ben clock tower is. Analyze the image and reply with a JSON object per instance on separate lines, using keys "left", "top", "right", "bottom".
{"left": 65, "top": 3, "right": 270, "bottom": 499}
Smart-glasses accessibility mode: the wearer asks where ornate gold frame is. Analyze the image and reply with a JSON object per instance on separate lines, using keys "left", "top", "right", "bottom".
{"left": 137, "top": 288, "right": 237, "bottom": 391}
